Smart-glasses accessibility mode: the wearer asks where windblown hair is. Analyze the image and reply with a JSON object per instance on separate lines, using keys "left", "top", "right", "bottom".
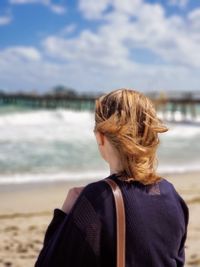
{"left": 94, "top": 88, "right": 168, "bottom": 185}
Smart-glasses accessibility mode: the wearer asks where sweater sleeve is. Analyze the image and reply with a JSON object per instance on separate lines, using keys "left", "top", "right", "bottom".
{"left": 34, "top": 208, "right": 67, "bottom": 267}
{"left": 43, "top": 208, "right": 67, "bottom": 246}
{"left": 176, "top": 196, "right": 189, "bottom": 267}
{"left": 34, "top": 187, "right": 102, "bottom": 267}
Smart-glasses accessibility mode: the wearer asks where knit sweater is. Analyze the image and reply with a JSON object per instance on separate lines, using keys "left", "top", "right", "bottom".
{"left": 34, "top": 173, "right": 189, "bottom": 267}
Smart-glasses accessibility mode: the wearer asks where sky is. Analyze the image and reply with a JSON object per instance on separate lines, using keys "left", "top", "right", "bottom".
{"left": 0, "top": 0, "right": 200, "bottom": 93}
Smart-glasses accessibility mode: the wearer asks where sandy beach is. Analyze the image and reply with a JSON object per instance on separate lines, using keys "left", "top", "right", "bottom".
{"left": 0, "top": 172, "right": 199, "bottom": 267}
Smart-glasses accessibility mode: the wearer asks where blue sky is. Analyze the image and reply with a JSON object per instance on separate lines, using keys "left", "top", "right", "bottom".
{"left": 0, "top": 0, "right": 200, "bottom": 93}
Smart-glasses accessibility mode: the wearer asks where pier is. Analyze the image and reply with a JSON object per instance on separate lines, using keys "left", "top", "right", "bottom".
{"left": 0, "top": 91, "right": 199, "bottom": 123}
{"left": 0, "top": 92, "right": 96, "bottom": 111}
{"left": 149, "top": 91, "right": 200, "bottom": 122}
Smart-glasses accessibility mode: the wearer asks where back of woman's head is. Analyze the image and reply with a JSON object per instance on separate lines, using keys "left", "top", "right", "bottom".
{"left": 94, "top": 88, "right": 168, "bottom": 185}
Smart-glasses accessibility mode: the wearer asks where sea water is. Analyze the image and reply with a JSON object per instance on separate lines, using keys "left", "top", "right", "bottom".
{"left": 0, "top": 106, "right": 199, "bottom": 184}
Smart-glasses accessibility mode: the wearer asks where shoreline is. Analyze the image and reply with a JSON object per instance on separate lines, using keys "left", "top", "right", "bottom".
{"left": 0, "top": 170, "right": 199, "bottom": 213}
{"left": 0, "top": 168, "right": 199, "bottom": 191}
{"left": 0, "top": 171, "right": 199, "bottom": 267}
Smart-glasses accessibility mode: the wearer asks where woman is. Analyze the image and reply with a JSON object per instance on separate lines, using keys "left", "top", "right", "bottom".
{"left": 35, "top": 88, "right": 189, "bottom": 267}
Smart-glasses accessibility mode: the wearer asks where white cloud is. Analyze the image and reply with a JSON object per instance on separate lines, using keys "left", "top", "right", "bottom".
{"left": 9, "top": 0, "right": 66, "bottom": 14}
{"left": 168, "top": 0, "right": 189, "bottom": 8}
{"left": 45, "top": 1, "right": 200, "bottom": 68}
{"left": 41, "top": 1, "right": 200, "bottom": 91}
{"left": 122, "top": 4, "right": 200, "bottom": 68}
{"left": 78, "top": 0, "right": 144, "bottom": 19}
{"left": 0, "top": 46, "right": 41, "bottom": 61}
{"left": 59, "top": 24, "right": 77, "bottom": 36}
{"left": 0, "top": 44, "right": 198, "bottom": 92}
{"left": 0, "top": 0, "right": 200, "bottom": 92}
{"left": 0, "top": 14, "right": 12, "bottom": 26}
{"left": 110, "top": 0, "right": 142, "bottom": 15}
{"left": 50, "top": 4, "right": 66, "bottom": 14}
{"left": 42, "top": 30, "right": 131, "bottom": 69}
{"left": 188, "top": 8, "right": 200, "bottom": 32}
{"left": 78, "top": 0, "right": 111, "bottom": 19}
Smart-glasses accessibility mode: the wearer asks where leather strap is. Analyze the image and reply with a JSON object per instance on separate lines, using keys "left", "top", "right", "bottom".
{"left": 105, "top": 178, "right": 126, "bottom": 267}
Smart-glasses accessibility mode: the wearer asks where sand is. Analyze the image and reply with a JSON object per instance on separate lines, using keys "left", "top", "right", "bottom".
{"left": 0, "top": 172, "right": 199, "bottom": 267}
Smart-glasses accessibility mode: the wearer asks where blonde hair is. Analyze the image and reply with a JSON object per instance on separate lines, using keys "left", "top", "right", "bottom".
{"left": 94, "top": 88, "right": 168, "bottom": 185}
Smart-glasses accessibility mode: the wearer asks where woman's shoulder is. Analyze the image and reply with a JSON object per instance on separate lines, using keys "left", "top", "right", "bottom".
{"left": 80, "top": 174, "right": 115, "bottom": 200}
{"left": 160, "top": 178, "right": 185, "bottom": 200}
{"left": 67, "top": 175, "right": 115, "bottom": 221}
{"left": 69, "top": 174, "right": 115, "bottom": 211}
{"left": 160, "top": 178, "right": 189, "bottom": 222}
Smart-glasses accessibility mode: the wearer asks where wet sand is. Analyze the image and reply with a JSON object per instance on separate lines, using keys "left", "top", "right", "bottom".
{"left": 0, "top": 172, "right": 199, "bottom": 267}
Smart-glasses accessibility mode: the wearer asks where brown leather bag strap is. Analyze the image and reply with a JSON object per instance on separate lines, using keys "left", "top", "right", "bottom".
{"left": 104, "top": 178, "right": 126, "bottom": 267}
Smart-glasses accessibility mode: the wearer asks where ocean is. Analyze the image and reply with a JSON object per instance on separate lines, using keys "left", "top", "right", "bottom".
{"left": 0, "top": 105, "right": 199, "bottom": 184}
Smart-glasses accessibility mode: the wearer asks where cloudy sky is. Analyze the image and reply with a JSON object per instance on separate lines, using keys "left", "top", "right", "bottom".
{"left": 0, "top": 0, "right": 200, "bottom": 93}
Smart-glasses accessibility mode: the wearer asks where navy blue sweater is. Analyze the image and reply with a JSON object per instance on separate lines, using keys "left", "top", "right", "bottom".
{"left": 35, "top": 173, "right": 189, "bottom": 267}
